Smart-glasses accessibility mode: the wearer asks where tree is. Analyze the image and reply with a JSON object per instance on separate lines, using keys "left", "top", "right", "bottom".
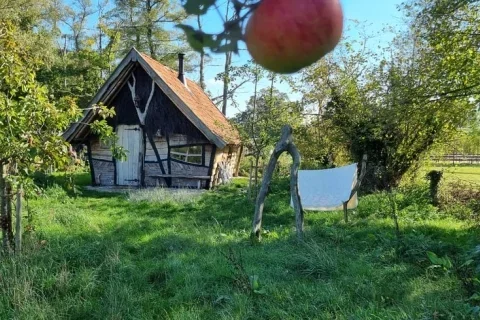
{"left": 196, "top": 14, "right": 206, "bottom": 90}
{"left": 107, "top": 0, "right": 188, "bottom": 67}
{"left": 0, "top": 21, "right": 122, "bottom": 252}
{"left": 404, "top": 0, "right": 480, "bottom": 104}
{"left": 293, "top": 10, "right": 479, "bottom": 190}
{"left": 34, "top": 0, "right": 122, "bottom": 108}
{"left": 0, "top": 21, "right": 80, "bottom": 251}
{"left": 234, "top": 71, "right": 302, "bottom": 188}
{"left": 36, "top": 31, "right": 121, "bottom": 108}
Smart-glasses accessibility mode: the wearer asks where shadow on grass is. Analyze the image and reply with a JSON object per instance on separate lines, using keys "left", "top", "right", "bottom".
{"left": 10, "top": 173, "right": 476, "bottom": 319}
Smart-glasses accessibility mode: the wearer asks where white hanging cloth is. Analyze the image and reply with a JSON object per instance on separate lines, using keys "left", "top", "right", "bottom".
{"left": 292, "top": 163, "right": 358, "bottom": 211}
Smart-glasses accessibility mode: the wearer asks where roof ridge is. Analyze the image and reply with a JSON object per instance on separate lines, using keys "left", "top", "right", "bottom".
{"left": 139, "top": 51, "right": 235, "bottom": 124}
{"left": 136, "top": 50, "right": 240, "bottom": 146}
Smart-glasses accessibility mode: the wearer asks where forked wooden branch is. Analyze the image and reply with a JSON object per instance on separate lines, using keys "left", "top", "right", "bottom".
{"left": 127, "top": 74, "right": 156, "bottom": 125}
{"left": 251, "top": 125, "right": 304, "bottom": 242}
{"left": 350, "top": 154, "right": 368, "bottom": 199}
{"left": 344, "top": 154, "right": 368, "bottom": 223}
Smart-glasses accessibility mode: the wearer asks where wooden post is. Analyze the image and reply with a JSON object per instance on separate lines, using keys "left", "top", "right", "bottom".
{"left": 344, "top": 154, "right": 368, "bottom": 224}
{"left": 15, "top": 186, "right": 22, "bottom": 254}
{"left": 288, "top": 143, "right": 303, "bottom": 238}
{"left": 248, "top": 159, "right": 253, "bottom": 200}
{"left": 251, "top": 126, "right": 304, "bottom": 242}
{"left": 0, "top": 163, "right": 7, "bottom": 251}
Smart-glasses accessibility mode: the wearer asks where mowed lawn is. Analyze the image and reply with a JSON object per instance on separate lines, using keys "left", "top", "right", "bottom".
{"left": 1, "top": 174, "right": 478, "bottom": 319}
{"left": 422, "top": 164, "right": 480, "bottom": 184}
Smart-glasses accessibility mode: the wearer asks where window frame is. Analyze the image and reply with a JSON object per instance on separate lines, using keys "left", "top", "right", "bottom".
{"left": 170, "top": 145, "right": 204, "bottom": 166}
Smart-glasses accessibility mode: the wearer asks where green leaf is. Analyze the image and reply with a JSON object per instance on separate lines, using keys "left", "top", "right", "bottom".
{"left": 427, "top": 251, "right": 442, "bottom": 265}
{"left": 182, "top": 0, "right": 216, "bottom": 15}
{"left": 249, "top": 275, "right": 260, "bottom": 291}
{"left": 176, "top": 24, "right": 219, "bottom": 53}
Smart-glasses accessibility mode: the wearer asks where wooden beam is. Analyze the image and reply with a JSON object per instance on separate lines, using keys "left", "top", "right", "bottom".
{"left": 63, "top": 49, "right": 137, "bottom": 142}
{"left": 146, "top": 131, "right": 169, "bottom": 186}
{"left": 15, "top": 187, "right": 22, "bottom": 254}
{"left": 149, "top": 175, "right": 211, "bottom": 179}
{"left": 135, "top": 51, "right": 227, "bottom": 149}
{"left": 86, "top": 140, "right": 96, "bottom": 186}
{"left": 206, "top": 145, "right": 217, "bottom": 189}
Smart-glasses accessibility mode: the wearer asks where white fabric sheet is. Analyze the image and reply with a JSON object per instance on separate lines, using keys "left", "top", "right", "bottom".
{"left": 292, "top": 163, "right": 358, "bottom": 211}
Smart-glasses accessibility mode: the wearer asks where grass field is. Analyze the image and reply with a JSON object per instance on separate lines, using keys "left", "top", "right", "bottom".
{"left": 421, "top": 163, "right": 480, "bottom": 184}
{"left": 1, "top": 174, "right": 479, "bottom": 319}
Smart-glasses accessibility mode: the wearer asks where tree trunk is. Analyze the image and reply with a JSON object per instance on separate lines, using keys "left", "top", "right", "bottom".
{"left": 0, "top": 163, "right": 13, "bottom": 252}
{"left": 287, "top": 142, "right": 303, "bottom": 238}
{"left": 222, "top": 50, "right": 232, "bottom": 115}
{"left": 251, "top": 126, "right": 304, "bottom": 242}
{"left": 221, "top": 0, "right": 232, "bottom": 115}
{"left": 145, "top": 0, "right": 156, "bottom": 59}
{"left": 254, "top": 155, "right": 259, "bottom": 192}
{"left": 248, "top": 159, "right": 253, "bottom": 200}
{"left": 197, "top": 15, "right": 206, "bottom": 90}
{"left": 15, "top": 186, "right": 22, "bottom": 254}
{"left": 0, "top": 162, "right": 7, "bottom": 251}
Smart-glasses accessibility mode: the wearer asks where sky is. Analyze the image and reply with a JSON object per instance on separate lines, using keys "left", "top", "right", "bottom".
{"left": 186, "top": 0, "right": 406, "bottom": 117}
{"left": 67, "top": 0, "right": 406, "bottom": 117}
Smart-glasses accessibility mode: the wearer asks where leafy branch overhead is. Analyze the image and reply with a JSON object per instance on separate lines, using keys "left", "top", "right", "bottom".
{"left": 177, "top": 0, "right": 260, "bottom": 54}
{"left": 178, "top": 0, "right": 344, "bottom": 73}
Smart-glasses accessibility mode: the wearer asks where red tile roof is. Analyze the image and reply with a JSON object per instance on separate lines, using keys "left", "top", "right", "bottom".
{"left": 139, "top": 53, "right": 241, "bottom": 146}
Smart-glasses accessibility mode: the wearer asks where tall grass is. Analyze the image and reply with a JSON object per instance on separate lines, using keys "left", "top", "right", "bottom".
{"left": 0, "top": 174, "right": 478, "bottom": 319}
{"left": 127, "top": 188, "right": 204, "bottom": 204}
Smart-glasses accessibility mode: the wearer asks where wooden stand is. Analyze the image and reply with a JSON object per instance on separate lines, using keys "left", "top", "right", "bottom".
{"left": 343, "top": 154, "right": 368, "bottom": 223}
{"left": 251, "top": 126, "right": 304, "bottom": 242}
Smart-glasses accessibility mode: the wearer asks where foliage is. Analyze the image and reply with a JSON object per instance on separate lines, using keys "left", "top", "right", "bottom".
{"left": 440, "top": 180, "right": 480, "bottom": 221}
{"left": 0, "top": 21, "right": 80, "bottom": 173}
{"left": 234, "top": 88, "right": 302, "bottom": 159}
{"left": 427, "top": 251, "right": 453, "bottom": 273}
{"left": 107, "top": 0, "right": 189, "bottom": 67}
{"left": 177, "top": 0, "right": 260, "bottom": 54}
{"left": 0, "top": 20, "right": 123, "bottom": 251}
{"left": 37, "top": 46, "right": 120, "bottom": 108}
{"left": 292, "top": 3, "right": 479, "bottom": 191}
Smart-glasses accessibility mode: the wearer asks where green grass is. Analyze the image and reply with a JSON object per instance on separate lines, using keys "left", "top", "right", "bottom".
{"left": 421, "top": 163, "right": 480, "bottom": 184}
{"left": 1, "top": 174, "right": 479, "bottom": 319}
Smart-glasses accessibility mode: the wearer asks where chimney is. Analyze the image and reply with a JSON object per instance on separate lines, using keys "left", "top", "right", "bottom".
{"left": 178, "top": 53, "right": 186, "bottom": 85}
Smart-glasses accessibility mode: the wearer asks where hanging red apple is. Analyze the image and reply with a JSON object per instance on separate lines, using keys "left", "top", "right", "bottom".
{"left": 245, "top": 0, "right": 343, "bottom": 74}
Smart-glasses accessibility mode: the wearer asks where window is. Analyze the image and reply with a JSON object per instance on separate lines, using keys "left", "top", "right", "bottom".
{"left": 171, "top": 145, "right": 203, "bottom": 165}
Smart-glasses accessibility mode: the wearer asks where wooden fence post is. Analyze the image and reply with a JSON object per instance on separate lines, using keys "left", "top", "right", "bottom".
{"left": 343, "top": 202, "right": 348, "bottom": 223}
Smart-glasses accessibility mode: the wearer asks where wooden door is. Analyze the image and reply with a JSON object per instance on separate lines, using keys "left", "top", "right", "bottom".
{"left": 116, "top": 125, "right": 143, "bottom": 186}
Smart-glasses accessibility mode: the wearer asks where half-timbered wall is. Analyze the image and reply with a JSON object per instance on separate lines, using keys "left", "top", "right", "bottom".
{"left": 85, "top": 63, "right": 240, "bottom": 189}
{"left": 144, "top": 133, "right": 214, "bottom": 188}
{"left": 211, "top": 145, "right": 240, "bottom": 187}
{"left": 89, "top": 137, "right": 115, "bottom": 186}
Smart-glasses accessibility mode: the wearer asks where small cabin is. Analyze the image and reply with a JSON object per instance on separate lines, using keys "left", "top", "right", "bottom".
{"left": 64, "top": 48, "right": 242, "bottom": 189}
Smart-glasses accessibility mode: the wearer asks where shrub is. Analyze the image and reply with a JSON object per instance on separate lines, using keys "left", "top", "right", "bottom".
{"left": 440, "top": 181, "right": 480, "bottom": 221}
{"left": 357, "top": 185, "right": 438, "bottom": 220}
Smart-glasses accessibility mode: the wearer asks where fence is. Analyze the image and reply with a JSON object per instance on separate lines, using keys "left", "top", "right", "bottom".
{"left": 430, "top": 154, "right": 480, "bottom": 165}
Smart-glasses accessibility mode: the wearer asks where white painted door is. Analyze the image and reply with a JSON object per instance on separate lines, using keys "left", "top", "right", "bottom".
{"left": 116, "top": 125, "right": 143, "bottom": 186}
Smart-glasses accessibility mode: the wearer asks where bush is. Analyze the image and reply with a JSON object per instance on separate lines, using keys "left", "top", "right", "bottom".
{"left": 357, "top": 184, "right": 438, "bottom": 220}
{"left": 440, "top": 181, "right": 480, "bottom": 221}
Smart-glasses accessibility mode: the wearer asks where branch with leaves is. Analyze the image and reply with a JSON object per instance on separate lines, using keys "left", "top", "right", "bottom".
{"left": 178, "top": 0, "right": 260, "bottom": 54}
